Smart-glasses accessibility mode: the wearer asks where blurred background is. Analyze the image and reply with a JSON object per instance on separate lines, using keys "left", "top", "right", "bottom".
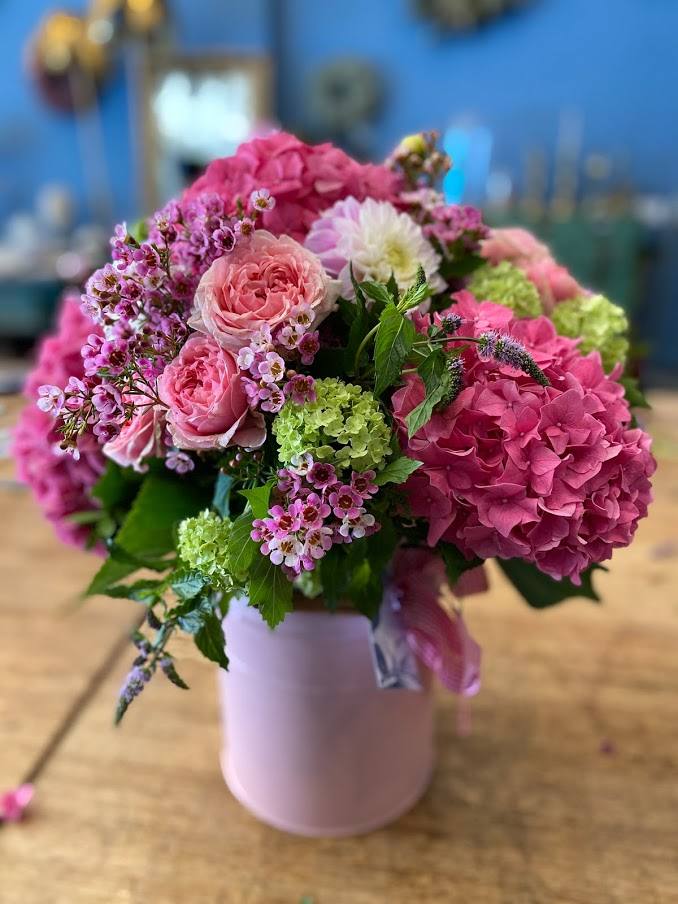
{"left": 1, "top": 0, "right": 677, "bottom": 397}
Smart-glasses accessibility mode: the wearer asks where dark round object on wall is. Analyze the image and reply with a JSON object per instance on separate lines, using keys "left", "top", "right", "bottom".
{"left": 414, "top": 0, "right": 533, "bottom": 31}
{"left": 308, "top": 57, "right": 383, "bottom": 136}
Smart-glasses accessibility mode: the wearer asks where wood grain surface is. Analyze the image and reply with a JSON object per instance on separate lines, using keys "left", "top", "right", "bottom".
{"left": 1, "top": 394, "right": 677, "bottom": 904}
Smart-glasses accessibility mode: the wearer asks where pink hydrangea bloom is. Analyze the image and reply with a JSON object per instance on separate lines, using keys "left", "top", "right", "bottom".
{"left": 391, "top": 296, "right": 655, "bottom": 584}
{"left": 184, "top": 131, "right": 402, "bottom": 241}
{"left": 14, "top": 294, "right": 106, "bottom": 549}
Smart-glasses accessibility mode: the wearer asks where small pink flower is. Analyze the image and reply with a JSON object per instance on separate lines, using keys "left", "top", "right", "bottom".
{"left": 338, "top": 508, "right": 376, "bottom": 539}
{"left": 297, "top": 331, "right": 320, "bottom": 365}
{"left": 307, "top": 461, "right": 337, "bottom": 490}
{"left": 250, "top": 188, "right": 276, "bottom": 211}
{"left": 259, "top": 385, "right": 286, "bottom": 413}
{"left": 257, "top": 351, "right": 286, "bottom": 384}
{"left": 36, "top": 384, "right": 64, "bottom": 415}
{"left": 329, "top": 485, "right": 363, "bottom": 519}
{"left": 304, "top": 526, "right": 334, "bottom": 560}
{"left": 292, "top": 493, "right": 331, "bottom": 529}
{"left": 351, "top": 470, "right": 378, "bottom": 498}
{"left": 284, "top": 374, "right": 316, "bottom": 405}
{"left": 288, "top": 452, "right": 314, "bottom": 477}
{"left": 0, "top": 784, "right": 34, "bottom": 822}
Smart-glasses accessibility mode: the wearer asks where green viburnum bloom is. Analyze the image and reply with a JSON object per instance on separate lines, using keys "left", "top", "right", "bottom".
{"left": 468, "top": 261, "right": 542, "bottom": 319}
{"left": 177, "top": 510, "right": 233, "bottom": 587}
{"left": 551, "top": 294, "right": 629, "bottom": 371}
{"left": 273, "top": 378, "right": 392, "bottom": 472}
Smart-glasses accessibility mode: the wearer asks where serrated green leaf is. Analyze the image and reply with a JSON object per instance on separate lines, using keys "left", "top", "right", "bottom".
{"left": 194, "top": 611, "right": 229, "bottom": 668}
{"left": 212, "top": 472, "right": 234, "bottom": 518}
{"left": 373, "top": 456, "right": 423, "bottom": 486}
{"left": 239, "top": 482, "right": 274, "bottom": 519}
{"left": 171, "top": 570, "right": 206, "bottom": 601}
{"left": 498, "top": 559, "right": 604, "bottom": 608}
{"left": 405, "top": 352, "right": 455, "bottom": 437}
{"left": 398, "top": 266, "right": 430, "bottom": 313}
{"left": 374, "top": 303, "right": 416, "bottom": 396}
{"left": 177, "top": 597, "right": 214, "bottom": 634}
{"left": 361, "top": 281, "right": 394, "bottom": 308}
{"left": 87, "top": 557, "right": 139, "bottom": 596}
{"left": 418, "top": 348, "right": 447, "bottom": 392}
{"left": 116, "top": 474, "right": 211, "bottom": 561}
{"left": 386, "top": 272, "right": 399, "bottom": 303}
{"left": 99, "top": 578, "right": 164, "bottom": 602}
{"left": 228, "top": 510, "right": 257, "bottom": 578}
{"left": 248, "top": 553, "right": 294, "bottom": 628}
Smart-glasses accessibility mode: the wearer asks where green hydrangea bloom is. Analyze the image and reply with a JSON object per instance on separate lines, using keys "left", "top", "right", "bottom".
{"left": 273, "top": 378, "right": 392, "bottom": 472}
{"left": 468, "top": 261, "right": 542, "bottom": 319}
{"left": 551, "top": 294, "right": 629, "bottom": 371}
{"left": 177, "top": 510, "right": 233, "bottom": 587}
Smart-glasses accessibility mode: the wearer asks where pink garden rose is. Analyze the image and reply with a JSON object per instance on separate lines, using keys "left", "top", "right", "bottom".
{"left": 391, "top": 295, "right": 656, "bottom": 585}
{"left": 481, "top": 227, "right": 551, "bottom": 267}
{"left": 190, "top": 230, "right": 339, "bottom": 351}
{"left": 523, "top": 257, "right": 585, "bottom": 314}
{"left": 184, "top": 131, "right": 402, "bottom": 241}
{"left": 103, "top": 404, "right": 166, "bottom": 473}
{"left": 481, "top": 227, "right": 585, "bottom": 313}
{"left": 158, "top": 334, "right": 265, "bottom": 451}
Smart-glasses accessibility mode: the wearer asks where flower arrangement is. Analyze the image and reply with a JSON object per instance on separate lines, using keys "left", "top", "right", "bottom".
{"left": 15, "top": 130, "right": 655, "bottom": 721}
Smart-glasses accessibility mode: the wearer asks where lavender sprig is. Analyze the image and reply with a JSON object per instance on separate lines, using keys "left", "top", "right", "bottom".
{"left": 477, "top": 331, "right": 550, "bottom": 387}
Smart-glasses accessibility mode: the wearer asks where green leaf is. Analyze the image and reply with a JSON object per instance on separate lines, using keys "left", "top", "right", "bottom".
{"left": 398, "top": 266, "right": 430, "bottom": 313}
{"left": 498, "top": 559, "right": 604, "bottom": 609}
{"left": 91, "top": 460, "right": 142, "bottom": 511}
{"left": 248, "top": 553, "right": 294, "bottom": 628}
{"left": 318, "top": 547, "right": 348, "bottom": 610}
{"left": 228, "top": 510, "right": 258, "bottom": 579}
{"left": 345, "top": 290, "right": 370, "bottom": 373}
{"left": 177, "top": 597, "right": 213, "bottom": 634}
{"left": 439, "top": 544, "right": 483, "bottom": 587}
{"left": 171, "top": 570, "right": 206, "bottom": 601}
{"left": 116, "top": 474, "right": 211, "bottom": 561}
{"left": 102, "top": 578, "right": 164, "bottom": 603}
{"left": 239, "top": 482, "right": 274, "bottom": 519}
{"left": 620, "top": 375, "right": 651, "bottom": 409}
{"left": 374, "top": 303, "right": 416, "bottom": 396}
{"left": 160, "top": 657, "right": 190, "bottom": 690}
{"left": 87, "top": 557, "right": 139, "bottom": 596}
{"left": 212, "top": 472, "right": 233, "bottom": 518}
{"left": 361, "top": 281, "right": 394, "bottom": 308}
{"left": 194, "top": 611, "right": 229, "bottom": 669}
{"left": 67, "top": 509, "right": 106, "bottom": 525}
{"left": 405, "top": 350, "right": 455, "bottom": 437}
{"left": 386, "top": 272, "right": 399, "bottom": 303}
{"left": 373, "top": 456, "right": 423, "bottom": 486}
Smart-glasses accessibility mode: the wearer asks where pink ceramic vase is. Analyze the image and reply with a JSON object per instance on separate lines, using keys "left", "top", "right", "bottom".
{"left": 218, "top": 597, "right": 434, "bottom": 837}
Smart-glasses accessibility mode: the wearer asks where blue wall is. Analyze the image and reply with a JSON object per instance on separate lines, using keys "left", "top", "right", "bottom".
{"left": 1, "top": 0, "right": 678, "bottom": 222}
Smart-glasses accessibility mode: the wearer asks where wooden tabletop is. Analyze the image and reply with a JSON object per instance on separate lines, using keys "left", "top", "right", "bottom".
{"left": 1, "top": 393, "right": 677, "bottom": 904}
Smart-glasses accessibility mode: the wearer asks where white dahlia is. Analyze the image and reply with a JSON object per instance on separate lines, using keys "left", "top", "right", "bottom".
{"left": 305, "top": 196, "right": 445, "bottom": 299}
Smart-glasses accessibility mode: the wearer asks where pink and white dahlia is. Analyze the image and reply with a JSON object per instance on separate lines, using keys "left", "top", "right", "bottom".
{"left": 391, "top": 295, "right": 655, "bottom": 584}
{"left": 305, "top": 197, "right": 445, "bottom": 299}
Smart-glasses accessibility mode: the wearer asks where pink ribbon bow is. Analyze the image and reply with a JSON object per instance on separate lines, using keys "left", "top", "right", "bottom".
{"left": 392, "top": 549, "right": 483, "bottom": 696}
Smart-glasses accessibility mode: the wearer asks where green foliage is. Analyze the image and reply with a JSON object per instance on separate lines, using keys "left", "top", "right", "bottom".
{"left": 212, "top": 472, "right": 233, "bottom": 518}
{"left": 228, "top": 510, "right": 258, "bottom": 579}
{"left": 405, "top": 349, "right": 457, "bottom": 437}
{"left": 194, "top": 611, "right": 229, "bottom": 669}
{"left": 171, "top": 570, "right": 207, "bottom": 601}
{"left": 373, "top": 456, "right": 422, "bottom": 486}
{"left": 498, "top": 559, "right": 604, "bottom": 608}
{"left": 239, "top": 482, "right": 274, "bottom": 519}
{"left": 374, "top": 302, "right": 416, "bottom": 396}
{"left": 248, "top": 553, "right": 294, "bottom": 628}
{"left": 439, "top": 544, "right": 483, "bottom": 586}
{"left": 620, "top": 375, "right": 651, "bottom": 410}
